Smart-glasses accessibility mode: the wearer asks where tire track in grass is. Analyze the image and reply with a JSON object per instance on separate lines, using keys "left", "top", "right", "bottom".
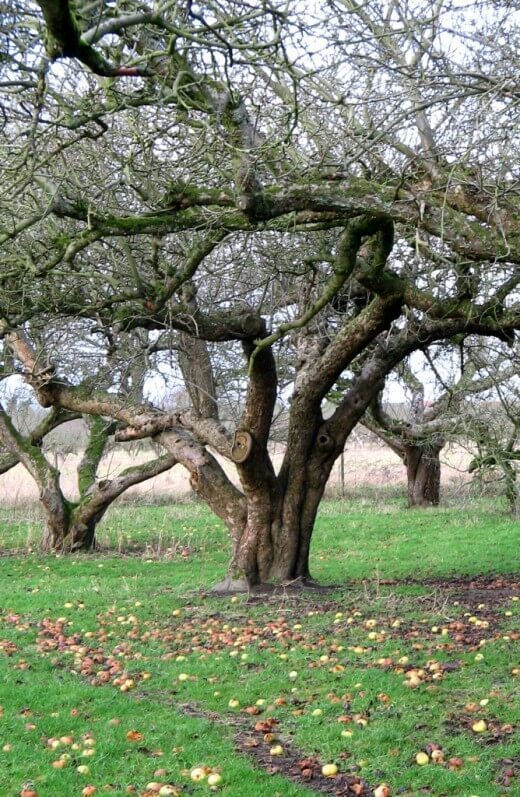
{"left": 147, "top": 696, "right": 380, "bottom": 797}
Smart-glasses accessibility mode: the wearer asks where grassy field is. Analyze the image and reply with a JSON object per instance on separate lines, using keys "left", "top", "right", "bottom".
{"left": 0, "top": 498, "right": 518, "bottom": 797}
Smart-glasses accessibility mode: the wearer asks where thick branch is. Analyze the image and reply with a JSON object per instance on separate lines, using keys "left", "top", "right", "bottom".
{"left": 36, "top": 0, "right": 150, "bottom": 76}
{"left": 0, "top": 406, "right": 79, "bottom": 475}
{"left": 177, "top": 332, "right": 219, "bottom": 420}
{"left": 80, "top": 452, "right": 177, "bottom": 510}
{"left": 158, "top": 429, "right": 247, "bottom": 533}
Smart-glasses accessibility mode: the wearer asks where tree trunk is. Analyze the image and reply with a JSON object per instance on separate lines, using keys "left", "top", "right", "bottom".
{"left": 40, "top": 491, "right": 99, "bottom": 552}
{"left": 503, "top": 462, "right": 519, "bottom": 517}
{"left": 219, "top": 423, "right": 342, "bottom": 589}
{"left": 69, "top": 515, "right": 102, "bottom": 552}
{"left": 40, "top": 482, "right": 73, "bottom": 551}
{"left": 404, "top": 442, "right": 443, "bottom": 507}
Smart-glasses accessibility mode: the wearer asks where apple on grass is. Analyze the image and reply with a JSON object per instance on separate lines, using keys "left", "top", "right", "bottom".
{"left": 190, "top": 766, "right": 211, "bottom": 781}
{"left": 77, "top": 765, "right": 90, "bottom": 775}
{"left": 321, "top": 764, "right": 338, "bottom": 777}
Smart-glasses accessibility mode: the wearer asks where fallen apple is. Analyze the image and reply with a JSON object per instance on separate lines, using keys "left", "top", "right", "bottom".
{"left": 374, "top": 785, "right": 390, "bottom": 797}
{"left": 270, "top": 745, "right": 284, "bottom": 756}
{"left": 190, "top": 767, "right": 208, "bottom": 781}
{"left": 471, "top": 720, "right": 487, "bottom": 733}
{"left": 321, "top": 763, "right": 338, "bottom": 777}
{"left": 83, "top": 737, "right": 96, "bottom": 747}
{"left": 59, "top": 735, "right": 74, "bottom": 745}
{"left": 77, "top": 765, "right": 90, "bottom": 775}
{"left": 207, "top": 773, "right": 222, "bottom": 786}
{"left": 415, "top": 752, "right": 429, "bottom": 766}
{"left": 447, "top": 756, "right": 464, "bottom": 770}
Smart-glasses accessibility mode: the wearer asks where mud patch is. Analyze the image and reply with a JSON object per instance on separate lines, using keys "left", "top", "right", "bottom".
{"left": 445, "top": 712, "right": 516, "bottom": 745}
{"left": 235, "top": 733, "right": 378, "bottom": 796}
{"left": 496, "top": 756, "right": 520, "bottom": 789}
{"left": 379, "top": 575, "right": 520, "bottom": 607}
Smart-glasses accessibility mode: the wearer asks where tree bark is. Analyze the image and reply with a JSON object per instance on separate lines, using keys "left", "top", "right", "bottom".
{"left": 404, "top": 442, "right": 443, "bottom": 507}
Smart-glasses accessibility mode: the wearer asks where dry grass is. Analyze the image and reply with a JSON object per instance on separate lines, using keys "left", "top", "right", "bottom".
{"left": 0, "top": 443, "right": 473, "bottom": 508}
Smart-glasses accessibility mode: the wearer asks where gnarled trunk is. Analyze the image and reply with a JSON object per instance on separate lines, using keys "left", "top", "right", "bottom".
{"left": 404, "top": 442, "right": 443, "bottom": 507}
{"left": 39, "top": 487, "right": 102, "bottom": 552}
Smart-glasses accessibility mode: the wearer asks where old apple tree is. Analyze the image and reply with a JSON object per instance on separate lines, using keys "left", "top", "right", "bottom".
{"left": 0, "top": 0, "right": 518, "bottom": 586}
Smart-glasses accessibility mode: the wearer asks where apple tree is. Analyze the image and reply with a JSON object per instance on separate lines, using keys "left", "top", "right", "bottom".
{"left": 0, "top": 0, "right": 519, "bottom": 587}
{"left": 0, "top": 327, "right": 177, "bottom": 550}
{"left": 363, "top": 341, "right": 520, "bottom": 507}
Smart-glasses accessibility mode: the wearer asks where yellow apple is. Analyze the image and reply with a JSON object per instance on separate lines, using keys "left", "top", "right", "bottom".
{"left": 76, "top": 765, "right": 90, "bottom": 775}
{"left": 321, "top": 763, "right": 338, "bottom": 777}
{"left": 190, "top": 767, "right": 208, "bottom": 781}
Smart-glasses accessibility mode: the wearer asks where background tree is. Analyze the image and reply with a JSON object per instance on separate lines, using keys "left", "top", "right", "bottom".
{"left": 363, "top": 341, "right": 520, "bottom": 507}
{"left": 0, "top": 0, "right": 519, "bottom": 587}
{"left": 466, "top": 345, "right": 520, "bottom": 515}
{"left": 0, "top": 328, "right": 177, "bottom": 550}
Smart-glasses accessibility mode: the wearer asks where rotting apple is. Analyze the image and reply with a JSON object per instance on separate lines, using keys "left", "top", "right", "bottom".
{"left": 190, "top": 767, "right": 209, "bottom": 781}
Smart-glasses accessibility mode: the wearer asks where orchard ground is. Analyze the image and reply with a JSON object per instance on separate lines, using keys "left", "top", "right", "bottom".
{"left": 0, "top": 453, "right": 518, "bottom": 797}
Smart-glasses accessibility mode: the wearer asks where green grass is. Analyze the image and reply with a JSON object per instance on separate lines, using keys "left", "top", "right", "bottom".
{"left": 0, "top": 498, "right": 518, "bottom": 797}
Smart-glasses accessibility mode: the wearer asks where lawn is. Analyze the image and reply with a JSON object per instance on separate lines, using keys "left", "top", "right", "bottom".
{"left": 0, "top": 498, "right": 518, "bottom": 797}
